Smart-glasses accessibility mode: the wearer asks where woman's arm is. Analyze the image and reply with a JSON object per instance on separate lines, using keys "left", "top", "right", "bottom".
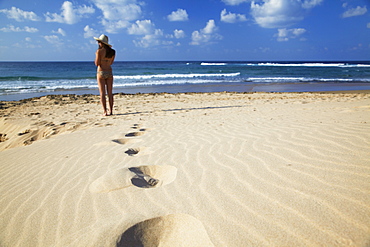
{"left": 95, "top": 48, "right": 106, "bottom": 66}
{"left": 94, "top": 49, "right": 100, "bottom": 66}
{"left": 110, "top": 55, "right": 115, "bottom": 65}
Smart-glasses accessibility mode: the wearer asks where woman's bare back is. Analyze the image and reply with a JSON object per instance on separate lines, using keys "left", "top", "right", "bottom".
{"left": 95, "top": 48, "right": 115, "bottom": 71}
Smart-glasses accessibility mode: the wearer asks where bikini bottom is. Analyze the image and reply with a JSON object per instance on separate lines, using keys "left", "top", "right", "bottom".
{"left": 97, "top": 71, "right": 113, "bottom": 79}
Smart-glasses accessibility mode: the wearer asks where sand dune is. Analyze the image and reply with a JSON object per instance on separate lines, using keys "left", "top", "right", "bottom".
{"left": 0, "top": 92, "right": 369, "bottom": 246}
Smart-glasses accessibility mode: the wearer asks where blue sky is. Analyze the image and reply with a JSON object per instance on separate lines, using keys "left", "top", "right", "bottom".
{"left": 0, "top": 0, "right": 369, "bottom": 61}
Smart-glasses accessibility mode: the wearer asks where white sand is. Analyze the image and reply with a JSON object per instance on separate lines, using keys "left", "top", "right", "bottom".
{"left": 0, "top": 92, "right": 369, "bottom": 246}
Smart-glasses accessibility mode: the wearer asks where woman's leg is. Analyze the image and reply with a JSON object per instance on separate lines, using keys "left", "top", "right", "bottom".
{"left": 106, "top": 77, "right": 114, "bottom": 115}
{"left": 97, "top": 76, "right": 108, "bottom": 116}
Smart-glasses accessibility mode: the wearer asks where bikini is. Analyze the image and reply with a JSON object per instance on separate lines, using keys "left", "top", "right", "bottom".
{"left": 97, "top": 71, "right": 113, "bottom": 79}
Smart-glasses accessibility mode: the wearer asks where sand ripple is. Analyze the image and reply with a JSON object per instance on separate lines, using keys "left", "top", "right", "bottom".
{"left": 0, "top": 92, "right": 369, "bottom": 247}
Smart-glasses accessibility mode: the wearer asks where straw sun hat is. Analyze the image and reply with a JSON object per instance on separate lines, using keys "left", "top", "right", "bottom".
{"left": 94, "top": 34, "right": 112, "bottom": 47}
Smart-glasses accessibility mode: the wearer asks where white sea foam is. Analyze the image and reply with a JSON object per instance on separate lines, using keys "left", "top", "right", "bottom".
{"left": 254, "top": 63, "right": 370, "bottom": 68}
{"left": 113, "top": 79, "right": 220, "bottom": 87}
{"left": 258, "top": 63, "right": 346, "bottom": 67}
{"left": 114, "top": 72, "right": 240, "bottom": 80}
{"left": 247, "top": 77, "right": 359, "bottom": 83}
{"left": 201, "top": 62, "right": 227, "bottom": 66}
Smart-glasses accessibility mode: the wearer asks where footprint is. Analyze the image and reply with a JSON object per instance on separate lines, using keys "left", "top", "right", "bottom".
{"left": 94, "top": 138, "right": 138, "bottom": 146}
{"left": 89, "top": 165, "right": 177, "bottom": 193}
{"left": 124, "top": 147, "right": 152, "bottom": 156}
{"left": 18, "top": 129, "right": 31, "bottom": 136}
{"left": 125, "top": 132, "right": 144, "bottom": 137}
{"left": 117, "top": 214, "right": 214, "bottom": 247}
{"left": 125, "top": 148, "right": 140, "bottom": 156}
{"left": 131, "top": 124, "right": 141, "bottom": 129}
{"left": 112, "top": 138, "right": 131, "bottom": 145}
{"left": 0, "top": 133, "right": 8, "bottom": 142}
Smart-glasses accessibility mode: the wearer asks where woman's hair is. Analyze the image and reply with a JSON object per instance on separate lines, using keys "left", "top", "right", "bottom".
{"left": 100, "top": 42, "right": 115, "bottom": 58}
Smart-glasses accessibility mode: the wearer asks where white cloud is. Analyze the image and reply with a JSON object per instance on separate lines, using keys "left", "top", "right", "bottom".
{"left": 13, "top": 41, "right": 41, "bottom": 49}
{"left": 83, "top": 25, "right": 99, "bottom": 38}
{"left": 367, "top": 23, "right": 370, "bottom": 28}
{"left": 0, "top": 24, "right": 38, "bottom": 33}
{"left": 128, "top": 20, "right": 167, "bottom": 48}
{"left": 0, "top": 7, "right": 40, "bottom": 22}
{"left": 275, "top": 27, "right": 306, "bottom": 41}
{"left": 174, "top": 29, "right": 185, "bottom": 39}
{"left": 220, "top": 9, "right": 247, "bottom": 23}
{"left": 167, "top": 9, "right": 189, "bottom": 21}
{"left": 191, "top": 20, "right": 222, "bottom": 45}
{"left": 128, "top": 20, "right": 154, "bottom": 35}
{"left": 52, "top": 28, "right": 66, "bottom": 36}
{"left": 257, "top": 46, "right": 271, "bottom": 53}
{"left": 302, "top": 0, "right": 323, "bottom": 9}
{"left": 44, "top": 35, "right": 63, "bottom": 46}
{"left": 203, "top": 19, "right": 218, "bottom": 34}
{"left": 128, "top": 20, "right": 183, "bottom": 48}
{"left": 92, "top": 0, "right": 142, "bottom": 33}
{"left": 342, "top": 6, "right": 367, "bottom": 18}
{"left": 101, "top": 19, "right": 131, "bottom": 34}
{"left": 25, "top": 26, "right": 38, "bottom": 33}
{"left": 292, "top": 28, "right": 306, "bottom": 36}
{"left": 222, "top": 0, "right": 248, "bottom": 6}
{"left": 92, "top": 0, "right": 141, "bottom": 21}
{"left": 133, "top": 29, "right": 166, "bottom": 48}
{"left": 349, "top": 43, "right": 365, "bottom": 52}
{"left": 191, "top": 31, "right": 204, "bottom": 45}
{"left": 45, "top": 1, "right": 94, "bottom": 24}
{"left": 251, "top": 0, "right": 323, "bottom": 28}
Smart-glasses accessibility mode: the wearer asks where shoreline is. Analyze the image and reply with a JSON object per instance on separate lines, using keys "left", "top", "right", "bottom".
{"left": 1, "top": 80, "right": 370, "bottom": 101}
{"left": 1, "top": 91, "right": 369, "bottom": 246}
{"left": 1, "top": 89, "right": 370, "bottom": 104}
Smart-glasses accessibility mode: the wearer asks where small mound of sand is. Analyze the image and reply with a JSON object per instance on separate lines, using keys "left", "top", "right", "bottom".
{"left": 117, "top": 214, "right": 214, "bottom": 247}
{"left": 89, "top": 165, "right": 177, "bottom": 193}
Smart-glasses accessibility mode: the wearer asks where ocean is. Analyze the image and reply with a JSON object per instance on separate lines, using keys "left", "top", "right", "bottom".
{"left": 1, "top": 61, "right": 370, "bottom": 101}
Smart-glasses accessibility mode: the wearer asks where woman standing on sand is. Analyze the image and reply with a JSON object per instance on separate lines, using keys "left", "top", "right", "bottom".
{"left": 94, "top": 34, "right": 116, "bottom": 116}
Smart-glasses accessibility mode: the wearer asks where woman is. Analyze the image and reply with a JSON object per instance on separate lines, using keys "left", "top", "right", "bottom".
{"left": 94, "top": 34, "right": 116, "bottom": 116}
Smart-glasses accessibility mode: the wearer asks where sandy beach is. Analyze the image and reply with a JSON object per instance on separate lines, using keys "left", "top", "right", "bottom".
{"left": 0, "top": 92, "right": 369, "bottom": 246}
